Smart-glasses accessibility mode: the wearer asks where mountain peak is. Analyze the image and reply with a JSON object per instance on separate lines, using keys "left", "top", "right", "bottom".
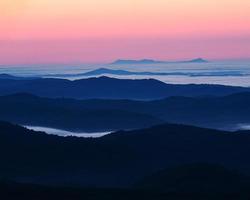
{"left": 187, "top": 58, "right": 208, "bottom": 63}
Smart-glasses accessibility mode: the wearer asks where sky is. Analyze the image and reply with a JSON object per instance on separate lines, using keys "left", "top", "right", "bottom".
{"left": 0, "top": 0, "right": 250, "bottom": 64}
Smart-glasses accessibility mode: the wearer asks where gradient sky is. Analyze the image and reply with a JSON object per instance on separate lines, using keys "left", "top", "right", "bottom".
{"left": 0, "top": 0, "right": 250, "bottom": 64}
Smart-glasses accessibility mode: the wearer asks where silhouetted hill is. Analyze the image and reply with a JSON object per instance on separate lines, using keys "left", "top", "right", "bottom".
{"left": 111, "top": 58, "right": 208, "bottom": 65}
{"left": 0, "top": 74, "right": 36, "bottom": 80}
{"left": 81, "top": 92, "right": 250, "bottom": 130}
{"left": 1, "top": 121, "right": 250, "bottom": 188}
{"left": 0, "top": 94, "right": 162, "bottom": 132}
{"left": 1, "top": 92, "right": 249, "bottom": 131}
{"left": 0, "top": 76, "right": 249, "bottom": 100}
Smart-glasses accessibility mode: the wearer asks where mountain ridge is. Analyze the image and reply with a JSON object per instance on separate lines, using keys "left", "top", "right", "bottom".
{"left": 0, "top": 76, "right": 249, "bottom": 100}
{"left": 0, "top": 92, "right": 250, "bottom": 131}
{"left": 74, "top": 67, "right": 243, "bottom": 77}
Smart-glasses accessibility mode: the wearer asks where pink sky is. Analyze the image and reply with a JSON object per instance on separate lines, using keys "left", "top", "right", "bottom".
{"left": 0, "top": 0, "right": 250, "bottom": 64}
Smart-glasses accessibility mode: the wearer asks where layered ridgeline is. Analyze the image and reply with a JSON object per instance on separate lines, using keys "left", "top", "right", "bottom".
{"left": 0, "top": 94, "right": 163, "bottom": 132}
{"left": 0, "top": 76, "right": 250, "bottom": 100}
{"left": 54, "top": 68, "right": 243, "bottom": 77}
{"left": 1, "top": 121, "right": 250, "bottom": 191}
{"left": 0, "top": 93, "right": 250, "bottom": 131}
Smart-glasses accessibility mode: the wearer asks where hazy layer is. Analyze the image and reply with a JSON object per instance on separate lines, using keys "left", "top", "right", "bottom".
{"left": 1, "top": 61, "right": 250, "bottom": 87}
{"left": 25, "top": 126, "right": 111, "bottom": 138}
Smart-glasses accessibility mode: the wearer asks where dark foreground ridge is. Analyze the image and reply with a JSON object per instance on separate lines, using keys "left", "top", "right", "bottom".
{"left": 2, "top": 179, "right": 250, "bottom": 200}
{"left": 1, "top": 121, "right": 250, "bottom": 191}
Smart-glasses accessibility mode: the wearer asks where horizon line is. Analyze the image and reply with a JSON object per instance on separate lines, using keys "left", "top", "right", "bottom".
{"left": 1, "top": 58, "right": 250, "bottom": 66}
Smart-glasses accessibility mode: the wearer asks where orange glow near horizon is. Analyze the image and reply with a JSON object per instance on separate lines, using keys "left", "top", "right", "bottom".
{"left": 0, "top": 0, "right": 250, "bottom": 63}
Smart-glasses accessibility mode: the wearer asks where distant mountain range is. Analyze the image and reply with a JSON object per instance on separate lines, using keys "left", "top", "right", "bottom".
{"left": 1, "top": 121, "right": 250, "bottom": 189}
{"left": 1, "top": 68, "right": 247, "bottom": 80}
{"left": 0, "top": 92, "right": 250, "bottom": 131}
{"left": 111, "top": 58, "right": 208, "bottom": 65}
{"left": 70, "top": 68, "right": 244, "bottom": 77}
{"left": 0, "top": 76, "right": 249, "bottom": 100}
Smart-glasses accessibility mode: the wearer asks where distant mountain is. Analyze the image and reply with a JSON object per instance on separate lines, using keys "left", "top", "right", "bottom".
{"left": 79, "top": 67, "right": 238, "bottom": 77}
{"left": 0, "top": 74, "right": 18, "bottom": 79}
{"left": 0, "top": 76, "right": 249, "bottom": 100}
{"left": 80, "top": 68, "right": 180, "bottom": 76}
{"left": 111, "top": 58, "right": 208, "bottom": 65}
{"left": 1, "top": 121, "right": 250, "bottom": 189}
{"left": 0, "top": 74, "right": 37, "bottom": 80}
{"left": 82, "top": 68, "right": 137, "bottom": 76}
{"left": 184, "top": 58, "right": 208, "bottom": 63}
